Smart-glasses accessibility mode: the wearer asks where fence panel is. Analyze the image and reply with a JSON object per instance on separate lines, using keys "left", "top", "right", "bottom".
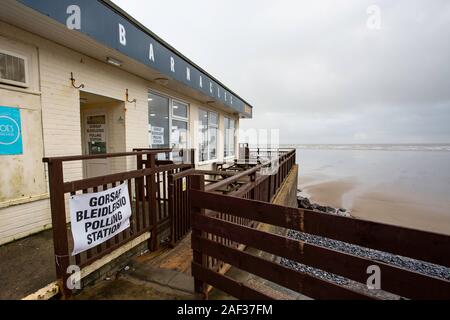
{"left": 168, "top": 169, "right": 195, "bottom": 246}
{"left": 44, "top": 149, "right": 192, "bottom": 297}
{"left": 190, "top": 190, "right": 450, "bottom": 300}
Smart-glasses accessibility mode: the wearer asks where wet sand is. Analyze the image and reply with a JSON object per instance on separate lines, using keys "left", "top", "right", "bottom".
{"left": 299, "top": 178, "right": 357, "bottom": 209}
{"left": 300, "top": 177, "right": 450, "bottom": 236}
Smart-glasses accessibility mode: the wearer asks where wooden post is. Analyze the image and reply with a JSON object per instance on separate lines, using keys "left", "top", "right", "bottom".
{"left": 190, "top": 149, "right": 195, "bottom": 167}
{"left": 148, "top": 154, "right": 159, "bottom": 251}
{"left": 190, "top": 174, "right": 207, "bottom": 298}
{"left": 137, "top": 153, "right": 144, "bottom": 170}
{"left": 168, "top": 173, "right": 175, "bottom": 247}
{"left": 46, "top": 159, "right": 71, "bottom": 298}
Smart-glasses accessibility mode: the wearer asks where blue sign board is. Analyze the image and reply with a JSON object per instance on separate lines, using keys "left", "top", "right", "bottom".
{"left": 17, "top": 0, "right": 252, "bottom": 118}
{"left": 0, "top": 106, "right": 23, "bottom": 155}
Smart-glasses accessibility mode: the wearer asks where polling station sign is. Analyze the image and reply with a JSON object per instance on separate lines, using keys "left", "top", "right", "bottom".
{"left": 69, "top": 183, "right": 132, "bottom": 255}
{"left": 0, "top": 106, "right": 23, "bottom": 155}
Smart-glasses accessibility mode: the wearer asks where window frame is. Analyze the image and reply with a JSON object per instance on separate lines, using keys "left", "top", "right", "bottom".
{"left": 0, "top": 49, "right": 30, "bottom": 88}
{"left": 224, "top": 116, "right": 236, "bottom": 159}
{"left": 198, "top": 108, "right": 219, "bottom": 164}
{"left": 148, "top": 90, "right": 190, "bottom": 150}
{"left": 171, "top": 99, "right": 189, "bottom": 150}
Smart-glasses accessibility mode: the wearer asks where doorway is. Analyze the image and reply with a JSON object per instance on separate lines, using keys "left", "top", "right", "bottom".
{"left": 80, "top": 91, "right": 125, "bottom": 178}
{"left": 83, "top": 111, "right": 108, "bottom": 177}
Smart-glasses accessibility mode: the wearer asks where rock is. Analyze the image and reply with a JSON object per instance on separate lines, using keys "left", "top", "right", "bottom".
{"left": 315, "top": 205, "right": 327, "bottom": 213}
{"left": 338, "top": 211, "right": 351, "bottom": 218}
{"left": 326, "top": 206, "right": 337, "bottom": 214}
{"left": 298, "top": 195, "right": 351, "bottom": 217}
{"left": 297, "top": 196, "right": 312, "bottom": 209}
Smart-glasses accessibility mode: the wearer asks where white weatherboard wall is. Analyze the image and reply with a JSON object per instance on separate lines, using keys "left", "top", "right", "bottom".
{"left": 0, "top": 21, "right": 150, "bottom": 244}
{"left": 0, "top": 21, "right": 241, "bottom": 245}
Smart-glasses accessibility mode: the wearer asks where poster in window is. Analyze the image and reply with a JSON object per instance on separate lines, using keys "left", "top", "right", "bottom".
{"left": 152, "top": 134, "right": 164, "bottom": 145}
{"left": 151, "top": 126, "right": 165, "bottom": 145}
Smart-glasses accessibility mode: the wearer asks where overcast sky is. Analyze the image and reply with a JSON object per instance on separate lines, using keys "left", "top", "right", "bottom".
{"left": 113, "top": 0, "right": 450, "bottom": 144}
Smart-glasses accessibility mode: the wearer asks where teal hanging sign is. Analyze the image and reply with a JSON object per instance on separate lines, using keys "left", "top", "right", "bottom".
{"left": 0, "top": 106, "right": 23, "bottom": 155}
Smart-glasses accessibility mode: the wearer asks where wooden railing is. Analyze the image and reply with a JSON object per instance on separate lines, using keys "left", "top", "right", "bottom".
{"left": 248, "top": 147, "right": 292, "bottom": 162}
{"left": 168, "top": 168, "right": 195, "bottom": 246}
{"left": 43, "top": 149, "right": 194, "bottom": 297}
{"left": 135, "top": 148, "right": 196, "bottom": 244}
{"left": 190, "top": 191, "right": 450, "bottom": 300}
{"left": 188, "top": 149, "right": 297, "bottom": 282}
{"left": 167, "top": 149, "right": 297, "bottom": 248}
{"left": 43, "top": 146, "right": 297, "bottom": 297}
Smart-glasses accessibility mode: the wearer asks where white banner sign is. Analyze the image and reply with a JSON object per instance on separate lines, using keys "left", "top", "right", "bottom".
{"left": 69, "top": 183, "right": 132, "bottom": 255}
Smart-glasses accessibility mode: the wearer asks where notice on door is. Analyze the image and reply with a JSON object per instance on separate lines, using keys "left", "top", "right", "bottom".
{"left": 69, "top": 183, "right": 132, "bottom": 255}
{"left": 86, "top": 115, "right": 106, "bottom": 154}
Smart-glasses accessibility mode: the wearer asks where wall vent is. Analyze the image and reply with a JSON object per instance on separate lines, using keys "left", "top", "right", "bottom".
{"left": 0, "top": 50, "right": 29, "bottom": 88}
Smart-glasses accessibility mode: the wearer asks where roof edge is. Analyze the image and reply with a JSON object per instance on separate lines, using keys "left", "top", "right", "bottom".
{"left": 101, "top": 0, "right": 253, "bottom": 110}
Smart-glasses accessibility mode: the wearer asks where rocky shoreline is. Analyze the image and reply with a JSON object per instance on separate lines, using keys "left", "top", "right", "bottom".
{"left": 280, "top": 192, "right": 450, "bottom": 299}
{"left": 296, "top": 190, "right": 351, "bottom": 217}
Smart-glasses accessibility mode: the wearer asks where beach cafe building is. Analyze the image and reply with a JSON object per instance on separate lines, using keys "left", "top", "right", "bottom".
{"left": 0, "top": 0, "right": 253, "bottom": 246}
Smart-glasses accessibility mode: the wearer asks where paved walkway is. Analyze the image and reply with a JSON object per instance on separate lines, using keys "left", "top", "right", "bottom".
{"left": 0, "top": 229, "right": 56, "bottom": 300}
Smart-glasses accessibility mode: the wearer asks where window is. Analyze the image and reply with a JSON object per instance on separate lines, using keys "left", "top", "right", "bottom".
{"left": 199, "top": 109, "right": 218, "bottom": 162}
{"left": 148, "top": 92, "right": 189, "bottom": 150}
{"left": 171, "top": 100, "right": 188, "bottom": 150}
{"left": 0, "top": 50, "right": 28, "bottom": 88}
{"left": 148, "top": 93, "right": 170, "bottom": 148}
{"left": 224, "top": 117, "right": 236, "bottom": 158}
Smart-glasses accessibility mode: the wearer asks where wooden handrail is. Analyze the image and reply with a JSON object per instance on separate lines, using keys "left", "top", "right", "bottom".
{"left": 43, "top": 149, "right": 172, "bottom": 163}
{"left": 205, "top": 149, "right": 295, "bottom": 192}
{"left": 64, "top": 164, "right": 192, "bottom": 193}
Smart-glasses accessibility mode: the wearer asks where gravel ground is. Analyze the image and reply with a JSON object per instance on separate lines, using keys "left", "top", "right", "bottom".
{"left": 280, "top": 204, "right": 450, "bottom": 299}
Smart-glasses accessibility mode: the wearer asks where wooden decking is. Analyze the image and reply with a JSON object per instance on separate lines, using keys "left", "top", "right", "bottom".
{"left": 75, "top": 235, "right": 199, "bottom": 300}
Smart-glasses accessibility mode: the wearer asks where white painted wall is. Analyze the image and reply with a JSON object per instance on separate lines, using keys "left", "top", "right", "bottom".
{"left": 0, "top": 21, "right": 240, "bottom": 245}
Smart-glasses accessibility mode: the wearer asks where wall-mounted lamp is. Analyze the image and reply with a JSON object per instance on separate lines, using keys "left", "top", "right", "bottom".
{"left": 70, "top": 72, "right": 85, "bottom": 89}
{"left": 118, "top": 116, "right": 125, "bottom": 124}
{"left": 107, "top": 57, "right": 123, "bottom": 67}
{"left": 126, "top": 89, "right": 137, "bottom": 104}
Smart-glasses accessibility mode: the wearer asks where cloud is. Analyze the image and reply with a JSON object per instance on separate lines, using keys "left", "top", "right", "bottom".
{"left": 113, "top": 0, "right": 450, "bottom": 143}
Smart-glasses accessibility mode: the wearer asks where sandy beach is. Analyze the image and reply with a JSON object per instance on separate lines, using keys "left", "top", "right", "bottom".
{"left": 299, "top": 176, "right": 450, "bottom": 236}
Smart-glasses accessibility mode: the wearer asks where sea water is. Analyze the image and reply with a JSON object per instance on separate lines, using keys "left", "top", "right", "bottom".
{"left": 290, "top": 144, "right": 450, "bottom": 212}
